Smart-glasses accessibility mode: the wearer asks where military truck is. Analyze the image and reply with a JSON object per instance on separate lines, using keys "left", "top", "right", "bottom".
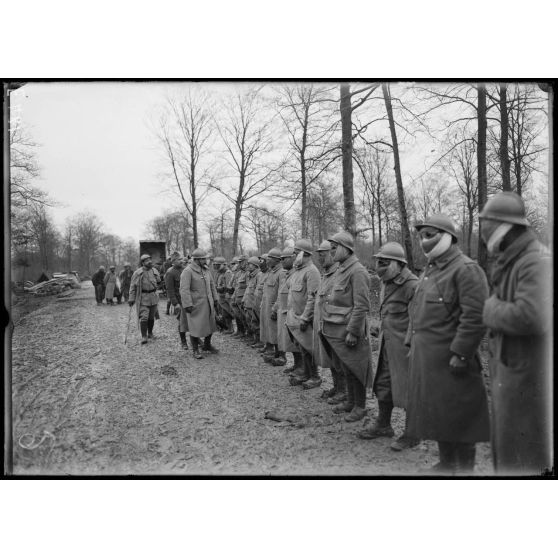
{"left": 138, "top": 240, "right": 166, "bottom": 268}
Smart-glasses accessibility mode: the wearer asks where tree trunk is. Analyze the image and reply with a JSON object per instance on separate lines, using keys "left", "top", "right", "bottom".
{"left": 382, "top": 84, "right": 414, "bottom": 270}
{"left": 340, "top": 84, "right": 356, "bottom": 237}
{"left": 477, "top": 84, "right": 488, "bottom": 270}
{"left": 232, "top": 174, "right": 244, "bottom": 254}
{"left": 300, "top": 104, "right": 309, "bottom": 237}
{"left": 499, "top": 84, "right": 511, "bottom": 191}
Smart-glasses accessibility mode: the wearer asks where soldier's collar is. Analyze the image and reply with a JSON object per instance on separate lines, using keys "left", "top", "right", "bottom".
{"left": 431, "top": 244, "right": 461, "bottom": 269}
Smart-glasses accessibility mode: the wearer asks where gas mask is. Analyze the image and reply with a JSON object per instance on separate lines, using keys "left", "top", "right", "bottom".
{"left": 421, "top": 231, "right": 452, "bottom": 261}
{"left": 486, "top": 222, "right": 513, "bottom": 255}
{"left": 376, "top": 260, "right": 400, "bottom": 282}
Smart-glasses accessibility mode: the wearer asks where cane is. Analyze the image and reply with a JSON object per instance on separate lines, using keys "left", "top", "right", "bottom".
{"left": 124, "top": 304, "right": 133, "bottom": 345}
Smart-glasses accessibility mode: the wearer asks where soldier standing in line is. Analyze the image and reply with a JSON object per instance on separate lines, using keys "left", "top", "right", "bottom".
{"left": 104, "top": 265, "right": 118, "bottom": 305}
{"left": 273, "top": 247, "right": 303, "bottom": 373}
{"left": 242, "top": 256, "right": 261, "bottom": 346}
{"left": 165, "top": 254, "right": 189, "bottom": 350}
{"left": 406, "top": 214, "right": 489, "bottom": 475}
{"left": 179, "top": 248, "right": 220, "bottom": 359}
{"left": 91, "top": 265, "right": 106, "bottom": 305}
{"left": 320, "top": 231, "right": 372, "bottom": 422}
{"left": 252, "top": 254, "right": 268, "bottom": 350}
{"left": 479, "top": 192, "right": 552, "bottom": 475}
{"left": 214, "top": 257, "right": 235, "bottom": 335}
{"left": 118, "top": 263, "right": 133, "bottom": 303}
{"left": 286, "top": 239, "right": 322, "bottom": 389}
{"left": 225, "top": 258, "right": 238, "bottom": 333}
{"left": 128, "top": 254, "right": 161, "bottom": 345}
{"left": 231, "top": 255, "right": 249, "bottom": 339}
{"left": 260, "top": 248, "right": 283, "bottom": 364}
{"left": 357, "top": 242, "right": 419, "bottom": 451}
{"left": 314, "top": 241, "right": 344, "bottom": 400}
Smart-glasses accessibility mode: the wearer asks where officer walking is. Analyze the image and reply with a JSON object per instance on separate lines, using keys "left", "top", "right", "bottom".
{"left": 357, "top": 242, "right": 419, "bottom": 451}
{"left": 165, "top": 254, "right": 189, "bottom": 350}
{"left": 479, "top": 192, "right": 552, "bottom": 475}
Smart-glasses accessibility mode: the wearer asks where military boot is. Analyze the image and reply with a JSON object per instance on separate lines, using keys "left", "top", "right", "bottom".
{"left": 357, "top": 401, "right": 394, "bottom": 439}
{"left": 390, "top": 416, "right": 420, "bottom": 451}
{"left": 147, "top": 319, "right": 155, "bottom": 339}
{"left": 420, "top": 442, "right": 456, "bottom": 476}
{"left": 454, "top": 443, "right": 476, "bottom": 476}
{"left": 191, "top": 336, "right": 204, "bottom": 359}
{"left": 302, "top": 361, "right": 322, "bottom": 390}
{"left": 203, "top": 334, "right": 219, "bottom": 354}
{"left": 271, "top": 350, "right": 287, "bottom": 367}
{"left": 179, "top": 332, "right": 189, "bottom": 350}
{"left": 328, "top": 368, "right": 347, "bottom": 405}
{"left": 284, "top": 352, "right": 303, "bottom": 375}
{"left": 333, "top": 379, "right": 354, "bottom": 414}
{"left": 140, "top": 321, "right": 148, "bottom": 344}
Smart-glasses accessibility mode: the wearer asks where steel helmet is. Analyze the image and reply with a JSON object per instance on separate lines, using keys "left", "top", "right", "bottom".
{"left": 109, "top": 265, "right": 116, "bottom": 269}
{"left": 316, "top": 240, "right": 332, "bottom": 252}
{"left": 267, "top": 247, "right": 282, "bottom": 259}
{"left": 281, "top": 246, "right": 295, "bottom": 258}
{"left": 191, "top": 248, "right": 207, "bottom": 258}
{"left": 237, "top": 254, "right": 247, "bottom": 261}
{"left": 259, "top": 253, "right": 268, "bottom": 260}
{"left": 247, "top": 256, "right": 260, "bottom": 266}
{"left": 374, "top": 241, "right": 407, "bottom": 264}
{"left": 124, "top": 262, "right": 131, "bottom": 267}
{"left": 294, "top": 238, "right": 314, "bottom": 254}
{"left": 213, "top": 256, "right": 226, "bottom": 264}
{"left": 140, "top": 254, "right": 151, "bottom": 262}
{"left": 479, "top": 191, "right": 530, "bottom": 226}
{"left": 414, "top": 214, "right": 458, "bottom": 239}
{"left": 328, "top": 231, "right": 354, "bottom": 251}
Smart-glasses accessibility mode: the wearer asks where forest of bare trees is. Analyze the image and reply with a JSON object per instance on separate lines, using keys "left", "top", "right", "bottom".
{"left": 10, "top": 82, "right": 551, "bottom": 282}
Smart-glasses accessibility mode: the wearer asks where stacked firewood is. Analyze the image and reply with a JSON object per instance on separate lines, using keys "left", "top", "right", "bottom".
{"left": 25, "top": 276, "right": 81, "bottom": 297}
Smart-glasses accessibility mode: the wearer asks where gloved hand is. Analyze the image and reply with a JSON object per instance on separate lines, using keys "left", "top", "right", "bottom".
{"left": 184, "top": 306, "right": 194, "bottom": 313}
{"left": 345, "top": 331, "right": 358, "bottom": 347}
{"left": 128, "top": 301, "right": 134, "bottom": 307}
{"left": 450, "top": 354, "right": 467, "bottom": 373}
{"left": 270, "top": 310, "right": 277, "bottom": 321}
{"left": 299, "top": 320, "right": 308, "bottom": 332}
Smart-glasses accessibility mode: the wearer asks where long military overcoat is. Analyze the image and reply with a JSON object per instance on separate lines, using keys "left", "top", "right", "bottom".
{"left": 286, "top": 259, "right": 321, "bottom": 353}
{"left": 373, "top": 267, "right": 418, "bottom": 408}
{"left": 260, "top": 263, "right": 281, "bottom": 344}
{"left": 216, "top": 269, "right": 234, "bottom": 317}
{"left": 405, "top": 245, "right": 490, "bottom": 444}
{"left": 313, "top": 262, "right": 339, "bottom": 367}
{"left": 274, "top": 268, "right": 297, "bottom": 352}
{"left": 483, "top": 230, "right": 552, "bottom": 474}
{"left": 319, "top": 254, "right": 372, "bottom": 386}
{"left": 179, "top": 261, "right": 218, "bottom": 338}
{"left": 103, "top": 270, "right": 118, "bottom": 299}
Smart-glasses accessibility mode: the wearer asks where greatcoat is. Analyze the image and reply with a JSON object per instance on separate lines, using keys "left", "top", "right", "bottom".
{"left": 129, "top": 266, "right": 160, "bottom": 328}
{"left": 319, "top": 254, "right": 372, "bottom": 386}
{"left": 216, "top": 269, "right": 234, "bottom": 317}
{"left": 405, "top": 244, "right": 490, "bottom": 444}
{"left": 103, "top": 270, "right": 118, "bottom": 299}
{"left": 274, "top": 268, "right": 297, "bottom": 352}
{"left": 260, "top": 263, "right": 281, "bottom": 345}
{"left": 179, "top": 261, "right": 218, "bottom": 338}
{"left": 483, "top": 229, "right": 552, "bottom": 474}
{"left": 313, "top": 261, "right": 339, "bottom": 367}
{"left": 286, "top": 259, "right": 321, "bottom": 353}
{"left": 372, "top": 266, "right": 418, "bottom": 408}
{"left": 165, "top": 265, "right": 189, "bottom": 333}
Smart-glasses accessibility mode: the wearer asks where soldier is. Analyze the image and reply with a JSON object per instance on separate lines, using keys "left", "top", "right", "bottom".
{"left": 104, "top": 265, "right": 118, "bottom": 305}
{"left": 320, "top": 231, "right": 372, "bottom": 422}
{"left": 406, "top": 214, "right": 489, "bottom": 475}
{"left": 242, "top": 256, "right": 261, "bottom": 346}
{"left": 231, "top": 255, "right": 249, "bottom": 339}
{"left": 128, "top": 254, "right": 161, "bottom": 344}
{"left": 180, "top": 248, "right": 220, "bottom": 359}
{"left": 253, "top": 254, "right": 268, "bottom": 350}
{"left": 286, "top": 239, "right": 322, "bottom": 389}
{"left": 165, "top": 254, "right": 189, "bottom": 350}
{"left": 357, "top": 242, "right": 419, "bottom": 451}
{"left": 118, "top": 263, "right": 133, "bottom": 303}
{"left": 260, "top": 248, "right": 283, "bottom": 364}
{"left": 91, "top": 265, "right": 106, "bottom": 305}
{"left": 314, "top": 241, "right": 344, "bottom": 400}
{"left": 214, "top": 257, "right": 234, "bottom": 334}
{"left": 273, "top": 247, "right": 303, "bottom": 373}
{"left": 479, "top": 192, "right": 552, "bottom": 475}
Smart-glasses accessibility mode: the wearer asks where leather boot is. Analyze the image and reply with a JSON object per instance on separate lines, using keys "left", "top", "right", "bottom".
{"left": 302, "top": 359, "right": 321, "bottom": 390}
{"left": 191, "top": 336, "right": 203, "bottom": 359}
{"left": 179, "top": 331, "right": 188, "bottom": 350}
{"left": 285, "top": 352, "right": 303, "bottom": 374}
{"left": 271, "top": 350, "right": 287, "bottom": 366}
{"left": 166, "top": 300, "right": 171, "bottom": 315}
{"left": 333, "top": 376, "right": 354, "bottom": 414}
{"left": 454, "top": 443, "right": 476, "bottom": 475}
{"left": 147, "top": 319, "right": 155, "bottom": 339}
{"left": 421, "top": 442, "right": 456, "bottom": 475}
{"left": 357, "top": 401, "right": 394, "bottom": 439}
{"left": 140, "top": 321, "right": 148, "bottom": 344}
{"left": 328, "top": 367, "right": 347, "bottom": 404}
{"left": 203, "top": 334, "right": 219, "bottom": 354}
{"left": 390, "top": 415, "right": 420, "bottom": 451}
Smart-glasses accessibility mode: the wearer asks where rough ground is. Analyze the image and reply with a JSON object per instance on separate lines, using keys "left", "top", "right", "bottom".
{"left": 10, "top": 281, "right": 493, "bottom": 476}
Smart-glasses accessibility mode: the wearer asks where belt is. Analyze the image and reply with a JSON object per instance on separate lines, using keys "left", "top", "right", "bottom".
{"left": 142, "top": 289, "right": 156, "bottom": 293}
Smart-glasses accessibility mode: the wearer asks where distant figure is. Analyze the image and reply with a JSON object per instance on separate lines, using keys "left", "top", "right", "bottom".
{"left": 91, "top": 265, "right": 106, "bottom": 305}
{"left": 119, "top": 263, "right": 133, "bottom": 302}
{"left": 104, "top": 266, "right": 118, "bottom": 305}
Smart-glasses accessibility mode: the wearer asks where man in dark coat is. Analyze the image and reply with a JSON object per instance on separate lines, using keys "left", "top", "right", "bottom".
{"left": 91, "top": 265, "right": 106, "bottom": 305}
{"left": 214, "top": 257, "right": 234, "bottom": 334}
{"left": 480, "top": 192, "right": 552, "bottom": 475}
{"left": 242, "top": 256, "right": 261, "bottom": 346}
{"left": 118, "top": 263, "right": 133, "bottom": 302}
{"left": 406, "top": 214, "right": 490, "bottom": 475}
{"left": 260, "top": 249, "right": 283, "bottom": 364}
{"left": 165, "top": 255, "right": 189, "bottom": 350}
{"left": 358, "top": 242, "right": 419, "bottom": 451}
{"left": 231, "top": 255, "right": 249, "bottom": 339}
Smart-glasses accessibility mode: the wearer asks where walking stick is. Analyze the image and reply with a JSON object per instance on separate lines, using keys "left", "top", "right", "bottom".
{"left": 124, "top": 304, "right": 133, "bottom": 345}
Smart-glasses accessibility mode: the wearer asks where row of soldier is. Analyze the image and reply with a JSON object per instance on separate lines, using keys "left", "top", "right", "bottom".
{"left": 124, "top": 191, "right": 551, "bottom": 476}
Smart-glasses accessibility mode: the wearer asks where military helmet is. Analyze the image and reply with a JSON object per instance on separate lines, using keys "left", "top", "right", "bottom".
{"left": 316, "top": 240, "right": 332, "bottom": 252}
{"left": 191, "top": 248, "right": 207, "bottom": 258}
{"left": 109, "top": 265, "right": 116, "bottom": 269}
{"left": 213, "top": 256, "right": 226, "bottom": 264}
{"left": 328, "top": 231, "right": 354, "bottom": 251}
{"left": 237, "top": 254, "right": 247, "bottom": 261}
{"left": 294, "top": 238, "right": 314, "bottom": 255}
{"left": 247, "top": 256, "right": 260, "bottom": 266}
{"left": 414, "top": 214, "right": 458, "bottom": 239}
{"left": 280, "top": 246, "right": 295, "bottom": 258}
{"left": 259, "top": 253, "right": 268, "bottom": 260}
{"left": 124, "top": 262, "right": 131, "bottom": 267}
{"left": 140, "top": 254, "right": 151, "bottom": 262}
{"left": 267, "top": 247, "right": 282, "bottom": 259}
{"left": 374, "top": 241, "right": 407, "bottom": 264}
{"left": 479, "top": 191, "right": 530, "bottom": 226}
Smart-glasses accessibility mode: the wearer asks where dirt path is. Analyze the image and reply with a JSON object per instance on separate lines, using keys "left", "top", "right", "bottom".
{"left": 11, "top": 282, "right": 493, "bottom": 476}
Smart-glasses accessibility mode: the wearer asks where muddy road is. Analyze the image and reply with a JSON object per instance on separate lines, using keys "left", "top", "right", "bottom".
{"left": 10, "top": 281, "right": 492, "bottom": 476}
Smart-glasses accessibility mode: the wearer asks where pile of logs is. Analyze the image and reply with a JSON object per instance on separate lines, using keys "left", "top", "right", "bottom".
{"left": 25, "top": 275, "right": 81, "bottom": 297}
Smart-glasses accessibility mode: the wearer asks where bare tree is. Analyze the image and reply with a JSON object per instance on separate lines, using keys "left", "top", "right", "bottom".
{"left": 74, "top": 212, "right": 103, "bottom": 275}
{"left": 214, "top": 88, "right": 282, "bottom": 253}
{"left": 477, "top": 84, "right": 488, "bottom": 270}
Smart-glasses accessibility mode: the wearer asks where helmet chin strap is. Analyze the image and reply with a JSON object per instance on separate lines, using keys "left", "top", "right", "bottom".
{"left": 487, "top": 222, "right": 513, "bottom": 254}
{"left": 424, "top": 232, "right": 453, "bottom": 262}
